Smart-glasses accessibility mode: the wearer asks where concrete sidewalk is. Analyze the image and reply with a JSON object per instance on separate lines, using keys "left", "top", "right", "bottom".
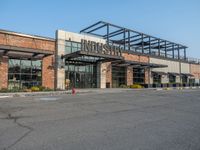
{"left": 0, "top": 88, "right": 151, "bottom": 98}
{"left": 0, "top": 87, "right": 199, "bottom": 98}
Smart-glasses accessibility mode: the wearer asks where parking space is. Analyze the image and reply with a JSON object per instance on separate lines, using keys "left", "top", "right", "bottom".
{"left": 0, "top": 89, "right": 200, "bottom": 150}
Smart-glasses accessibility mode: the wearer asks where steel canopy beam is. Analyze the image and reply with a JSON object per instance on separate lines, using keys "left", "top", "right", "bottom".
{"left": 80, "top": 21, "right": 188, "bottom": 58}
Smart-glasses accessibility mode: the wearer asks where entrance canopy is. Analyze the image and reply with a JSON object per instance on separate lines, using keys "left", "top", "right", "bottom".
{"left": 0, "top": 45, "right": 53, "bottom": 59}
{"left": 62, "top": 50, "right": 168, "bottom": 69}
{"left": 62, "top": 50, "right": 123, "bottom": 64}
{"left": 181, "top": 73, "right": 194, "bottom": 77}
{"left": 168, "top": 72, "right": 180, "bottom": 76}
{"left": 112, "top": 60, "right": 168, "bottom": 68}
{"left": 152, "top": 71, "right": 168, "bottom": 76}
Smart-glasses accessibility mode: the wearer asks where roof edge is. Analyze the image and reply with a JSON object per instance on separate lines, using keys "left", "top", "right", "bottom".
{"left": 0, "top": 29, "right": 55, "bottom": 41}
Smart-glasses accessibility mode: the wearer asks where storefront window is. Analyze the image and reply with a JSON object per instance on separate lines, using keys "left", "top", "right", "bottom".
{"left": 8, "top": 59, "right": 42, "bottom": 89}
{"left": 133, "top": 68, "right": 145, "bottom": 84}
{"left": 182, "top": 75, "right": 188, "bottom": 83}
{"left": 112, "top": 66, "right": 126, "bottom": 88}
{"left": 153, "top": 74, "right": 161, "bottom": 84}
{"left": 189, "top": 78, "right": 195, "bottom": 84}
{"left": 169, "top": 75, "right": 176, "bottom": 83}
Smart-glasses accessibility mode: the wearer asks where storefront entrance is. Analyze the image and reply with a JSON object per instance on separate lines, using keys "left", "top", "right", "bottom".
{"left": 65, "top": 61, "right": 97, "bottom": 88}
{"left": 112, "top": 66, "right": 126, "bottom": 88}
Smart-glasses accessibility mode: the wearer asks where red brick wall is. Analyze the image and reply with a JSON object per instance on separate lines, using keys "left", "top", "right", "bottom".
{"left": 0, "top": 32, "right": 56, "bottom": 89}
{"left": 127, "top": 66, "right": 133, "bottom": 86}
{"left": 190, "top": 64, "right": 200, "bottom": 79}
{"left": 0, "top": 33, "right": 55, "bottom": 51}
{"left": 105, "top": 62, "right": 112, "bottom": 88}
{"left": 144, "top": 69, "right": 150, "bottom": 84}
{"left": 122, "top": 53, "right": 149, "bottom": 63}
{"left": 42, "top": 55, "right": 55, "bottom": 89}
{"left": 122, "top": 53, "right": 150, "bottom": 85}
{"left": 0, "top": 56, "right": 8, "bottom": 89}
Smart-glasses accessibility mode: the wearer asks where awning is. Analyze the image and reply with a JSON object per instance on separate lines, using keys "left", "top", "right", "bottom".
{"left": 112, "top": 60, "right": 168, "bottom": 68}
{"left": 0, "top": 45, "right": 54, "bottom": 59}
{"left": 62, "top": 50, "right": 124, "bottom": 64}
{"left": 168, "top": 72, "right": 180, "bottom": 76}
{"left": 152, "top": 71, "right": 168, "bottom": 75}
{"left": 181, "top": 73, "right": 194, "bottom": 77}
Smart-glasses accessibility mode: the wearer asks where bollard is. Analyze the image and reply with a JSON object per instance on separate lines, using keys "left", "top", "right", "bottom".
{"left": 72, "top": 88, "right": 75, "bottom": 95}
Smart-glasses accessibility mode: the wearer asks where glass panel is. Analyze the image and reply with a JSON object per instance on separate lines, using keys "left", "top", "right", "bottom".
{"left": 72, "top": 42, "right": 78, "bottom": 47}
{"left": 21, "top": 60, "right": 32, "bottom": 74}
{"left": 32, "top": 60, "right": 41, "bottom": 68}
{"left": 65, "top": 46, "right": 71, "bottom": 54}
{"left": 65, "top": 41, "right": 71, "bottom": 46}
{"left": 72, "top": 47, "right": 78, "bottom": 53}
{"left": 112, "top": 66, "right": 126, "bottom": 88}
{"left": 182, "top": 76, "right": 188, "bottom": 83}
{"left": 8, "top": 59, "right": 20, "bottom": 73}
{"left": 65, "top": 62, "right": 97, "bottom": 89}
{"left": 169, "top": 75, "right": 176, "bottom": 83}
{"left": 8, "top": 59, "right": 42, "bottom": 89}
{"left": 153, "top": 74, "right": 161, "bottom": 84}
{"left": 133, "top": 68, "right": 145, "bottom": 84}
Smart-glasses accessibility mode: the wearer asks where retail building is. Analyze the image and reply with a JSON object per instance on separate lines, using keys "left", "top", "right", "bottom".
{"left": 0, "top": 21, "right": 200, "bottom": 90}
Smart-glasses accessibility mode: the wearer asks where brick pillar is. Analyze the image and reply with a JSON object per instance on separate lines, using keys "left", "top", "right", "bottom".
{"left": 127, "top": 66, "right": 133, "bottom": 86}
{"left": 42, "top": 55, "right": 55, "bottom": 89}
{"left": 0, "top": 56, "right": 8, "bottom": 89}
{"left": 106, "top": 62, "right": 112, "bottom": 88}
{"left": 144, "top": 68, "right": 150, "bottom": 85}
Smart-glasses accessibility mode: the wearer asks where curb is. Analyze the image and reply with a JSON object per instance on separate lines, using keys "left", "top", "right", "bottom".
{"left": 0, "top": 87, "right": 200, "bottom": 98}
{"left": 0, "top": 91, "right": 72, "bottom": 98}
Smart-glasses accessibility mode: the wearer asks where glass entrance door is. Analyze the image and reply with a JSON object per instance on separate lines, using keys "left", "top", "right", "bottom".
{"left": 112, "top": 66, "right": 126, "bottom": 88}
{"left": 65, "top": 62, "right": 97, "bottom": 88}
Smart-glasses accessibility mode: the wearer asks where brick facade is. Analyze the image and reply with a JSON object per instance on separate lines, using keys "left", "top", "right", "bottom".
{"left": 190, "top": 63, "right": 200, "bottom": 79}
{"left": 105, "top": 62, "right": 112, "bottom": 88}
{"left": 42, "top": 55, "right": 55, "bottom": 89}
{"left": 0, "top": 56, "right": 8, "bottom": 89}
{"left": 0, "top": 33, "right": 55, "bottom": 51}
{"left": 122, "top": 53, "right": 150, "bottom": 85}
{"left": 0, "top": 31, "right": 56, "bottom": 89}
{"left": 144, "top": 69, "right": 150, "bottom": 84}
{"left": 122, "top": 53, "right": 149, "bottom": 63}
{"left": 126, "top": 66, "right": 133, "bottom": 86}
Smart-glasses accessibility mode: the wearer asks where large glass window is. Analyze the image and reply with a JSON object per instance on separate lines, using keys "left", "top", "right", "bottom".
{"left": 112, "top": 66, "right": 126, "bottom": 88}
{"left": 153, "top": 74, "right": 161, "bottom": 84}
{"left": 8, "top": 59, "right": 42, "bottom": 89}
{"left": 133, "top": 68, "right": 145, "bottom": 84}
{"left": 182, "top": 75, "right": 188, "bottom": 83}
{"left": 65, "top": 41, "right": 81, "bottom": 54}
{"left": 169, "top": 75, "right": 176, "bottom": 83}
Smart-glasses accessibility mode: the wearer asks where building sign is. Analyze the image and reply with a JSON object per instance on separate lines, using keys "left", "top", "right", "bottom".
{"left": 81, "top": 39, "right": 122, "bottom": 57}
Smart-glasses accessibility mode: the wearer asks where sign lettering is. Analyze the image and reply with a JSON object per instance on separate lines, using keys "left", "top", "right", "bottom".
{"left": 81, "top": 39, "right": 122, "bottom": 57}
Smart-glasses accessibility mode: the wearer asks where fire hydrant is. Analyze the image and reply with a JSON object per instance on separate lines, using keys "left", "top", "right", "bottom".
{"left": 72, "top": 88, "right": 76, "bottom": 95}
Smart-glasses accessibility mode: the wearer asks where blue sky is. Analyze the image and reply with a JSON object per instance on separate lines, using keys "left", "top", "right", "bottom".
{"left": 0, "top": 0, "right": 200, "bottom": 58}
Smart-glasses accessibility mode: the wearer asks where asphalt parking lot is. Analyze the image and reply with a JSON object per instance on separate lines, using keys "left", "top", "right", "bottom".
{"left": 0, "top": 89, "right": 200, "bottom": 150}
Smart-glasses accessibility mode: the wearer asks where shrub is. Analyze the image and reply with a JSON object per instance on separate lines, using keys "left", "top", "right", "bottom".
{"left": 10, "top": 87, "right": 22, "bottom": 92}
{"left": 42, "top": 87, "right": 53, "bottom": 91}
{"left": 0, "top": 87, "right": 24, "bottom": 93}
{"left": 130, "top": 84, "right": 143, "bottom": 89}
{"left": 23, "top": 88, "right": 32, "bottom": 92}
{"left": 31, "top": 86, "right": 40, "bottom": 92}
{"left": 120, "top": 84, "right": 128, "bottom": 88}
{"left": 0, "top": 88, "right": 9, "bottom": 93}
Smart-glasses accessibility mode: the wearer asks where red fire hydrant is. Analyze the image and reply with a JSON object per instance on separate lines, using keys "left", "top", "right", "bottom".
{"left": 72, "top": 87, "right": 76, "bottom": 95}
